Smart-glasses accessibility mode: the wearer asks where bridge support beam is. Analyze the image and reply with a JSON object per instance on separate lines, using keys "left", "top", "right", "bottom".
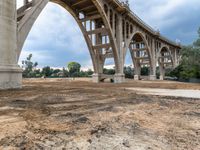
{"left": 134, "top": 75, "right": 140, "bottom": 81}
{"left": 159, "top": 66, "right": 165, "bottom": 80}
{"left": 92, "top": 74, "right": 101, "bottom": 83}
{"left": 149, "top": 66, "right": 157, "bottom": 80}
{"left": 134, "top": 64, "right": 141, "bottom": 80}
{"left": 114, "top": 74, "right": 125, "bottom": 83}
{"left": 0, "top": 0, "right": 22, "bottom": 89}
{"left": 149, "top": 75, "right": 156, "bottom": 80}
{"left": 92, "top": 73, "right": 125, "bottom": 83}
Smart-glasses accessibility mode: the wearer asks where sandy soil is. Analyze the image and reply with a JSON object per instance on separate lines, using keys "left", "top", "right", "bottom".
{"left": 126, "top": 88, "right": 200, "bottom": 98}
{"left": 0, "top": 78, "right": 199, "bottom": 150}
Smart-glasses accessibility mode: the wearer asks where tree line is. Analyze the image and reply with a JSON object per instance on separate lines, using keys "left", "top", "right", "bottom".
{"left": 21, "top": 54, "right": 140, "bottom": 78}
{"left": 22, "top": 55, "right": 93, "bottom": 78}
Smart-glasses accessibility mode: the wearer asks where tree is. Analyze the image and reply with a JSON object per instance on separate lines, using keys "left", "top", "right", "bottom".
{"left": 178, "top": 46, "right": 200, "bottom": 79}
{"left": 67, "top": 62, "right": 81, "bottom": 77}
{"left": 86, "top": 69, "right": 94, "bottom": 76}
{"left": 169, "top": 27, "right": 200, "bottom": 80}
{"left": 52, "top": 69, "right": 61, "bottom": 74}
{"left": 124, "top": 66, "right": 134, "bottom": 78}
{"left": 193, "top": 27, "right": 200, "bottom": 47}
{"left": 62, "top": 67, "right": 69, "bottom": 77}
{"left": 141, "top": 67, "right": 149, "bottom": 76}
{"left": 42, "top": 66, "right": 52, "bottom": 77}
{"left": 103, "top": 68, "right": 115, "bottom": 75}
{"left": 22, "top": 54, "right": 38, "bottom": 78}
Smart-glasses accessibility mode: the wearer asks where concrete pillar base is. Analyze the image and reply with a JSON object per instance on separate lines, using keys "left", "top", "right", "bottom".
{"left": 114, "top": 74, "right": 125, "bottom": 83}
{"left": 134, "top": 75, "right": 140, "bottom": 80}
{"left": 0, "top": 65, "right": 22, "bottom": 89}
{"left": 160, "top": 75, "right": 164, "bottom": 80}
{"left": 92, "top": 73, "right": 101, "bottom": 83}
{"left": 149, "top": 75, "right": 156, "bottom": 80}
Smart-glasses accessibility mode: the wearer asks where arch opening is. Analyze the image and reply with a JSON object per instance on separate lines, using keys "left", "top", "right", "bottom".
{"left": 17, "top": 0, "right": 122, "bottom": 82}
{"left": 128, "top": 32, "right": 152, "bottom": 80}
{"left": 19, "top": 2, "right": 90, "bottom": 69}
{"left": 158, "top": 46, "right": 173, "bottom": 80}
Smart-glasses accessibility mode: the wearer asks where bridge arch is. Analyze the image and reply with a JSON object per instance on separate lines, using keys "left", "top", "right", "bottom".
{"left": 127, "top": 31, "right": 153, "bottom": 80}
{"left": 158, "top": 46, "right": 174, "bottom": 80}
{"left": 17, "top": 0, "right": 121, "bottom": 82}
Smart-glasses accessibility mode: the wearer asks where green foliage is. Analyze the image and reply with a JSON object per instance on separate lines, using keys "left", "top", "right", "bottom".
{"left": 78, "top": 70, "right": 93, "bottom": 77}
{"left": 141, "top": 67, "right": 149, "bottom": 76}
{"left": 67, "top": 62, "right": 81, "bottom": 77}
{"left": 180, "top": 46, "right": 200, "bottom": 79}
{"left": 53, "top": 69, "right": 61, "bottom": 74}
{"left": 124, "top": 66, "right": 134, "bottom": 78}
{"left": 103, "top": 68, "right": 115, "bottom": 75}
{"left": 193, "top": 27, "right": 200, "bottom": 47}
{"left": 22, "top": 56, "right": 94, "bottom": 78}
{"left": 86, "top": 69, "right": 94, "bottom": 76}
{"left": 22, "top": 54, "right": 38, "bottom": 78}
{"left": 42, "top": 66, "right": 52, "bottom": 77}
{"left": 62, "top": 68, "right": 69, "bottom": 77}
{"left": 169, "top": 27, "right": 200, "bottom": 80}
{"left": 102, "top": 66, "right": 134, "bottom": 79}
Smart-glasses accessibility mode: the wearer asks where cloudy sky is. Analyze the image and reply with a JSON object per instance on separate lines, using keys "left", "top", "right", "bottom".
{"left": 17, "top": 0, "right": 200, "bottom": 69}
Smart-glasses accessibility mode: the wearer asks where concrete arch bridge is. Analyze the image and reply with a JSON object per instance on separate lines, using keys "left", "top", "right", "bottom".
{"left": 0, "top": 0, "right": 181, "bottom": 89}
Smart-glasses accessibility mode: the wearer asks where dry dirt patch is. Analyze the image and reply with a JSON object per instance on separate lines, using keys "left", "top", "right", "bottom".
{"left": 0, "top": 79, "right": 199, "bottom": 150}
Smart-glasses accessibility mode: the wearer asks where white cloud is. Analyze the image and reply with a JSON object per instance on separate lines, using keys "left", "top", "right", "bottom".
{"left": 131, "top": 0, "right": 200, "bottom": 30}
{"left": 19, "top": 49, "right": 53, "bottom": 66}
{"left": 19, "top": 2, "right": 89, "bottom": 68}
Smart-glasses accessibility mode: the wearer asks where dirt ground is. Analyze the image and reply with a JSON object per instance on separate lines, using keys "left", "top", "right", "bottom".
{"left": 0, "top": 78, "right": 199, "bottom": 150}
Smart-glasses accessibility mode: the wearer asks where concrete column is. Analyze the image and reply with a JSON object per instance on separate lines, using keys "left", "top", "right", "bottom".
{"left": 174, "top": 49, "right": 177, "bottom": 67}
{"left": 159, "top": 65, "right": 165, "bottom": 80}
{"left": 115, "top": 14, "right": 125, "bottom": 83}
{"left": 134, "top": 61, "right": 141, "bottom": 80}
{"left": 149, "top": 64, "right": 157, "bottom": 80}
{"left": 114, "top": 74, "right": 125, "bottom": 83}
{"left": 92, "top": 73, "right": 102, "bottom": 83}
{"left": 0, "top": 0, "right": 22, "bottom": 89}
{"left": 134, "top": 75, "right": 140, "bottom": 80}
{"left": 149, "top": 38, "right": 157, "bottom": 80}
{"left": 116, "top": 15, "right": 123, "bottom": 63}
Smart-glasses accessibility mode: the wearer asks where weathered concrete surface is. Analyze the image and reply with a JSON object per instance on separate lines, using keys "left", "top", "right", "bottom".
{"left": 0, "top": 66, "right": 22, "bottom": 89}
{"left": 0, "top": 0, "right": 22, "bottom": 89}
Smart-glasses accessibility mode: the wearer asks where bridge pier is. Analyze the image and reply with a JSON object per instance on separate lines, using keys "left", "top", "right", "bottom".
{"left": 149, "top": 65, "right": 157, "bottom": 80}
{"left": 92, "top": 74, "right": 101, "bottom": 83}
{"left": 159, "top": 66, "right": 165, "bottom": 80}
{"left": 92, "top": 73, "right": 125, "bottom": 83}
{"left": 160, "top": 75, "right": 164, "bottom": 80}
{"left": 0, "top": 0, "right": 22, "bottom": 89}
{"left": 149, "top": 75, "right": 156, "bottom": 80}
{"left": 114, "top": 74, "right": 125, "bottom": 83}
{"left": 134, "top": 75, "right": 140, "bottom": 80}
